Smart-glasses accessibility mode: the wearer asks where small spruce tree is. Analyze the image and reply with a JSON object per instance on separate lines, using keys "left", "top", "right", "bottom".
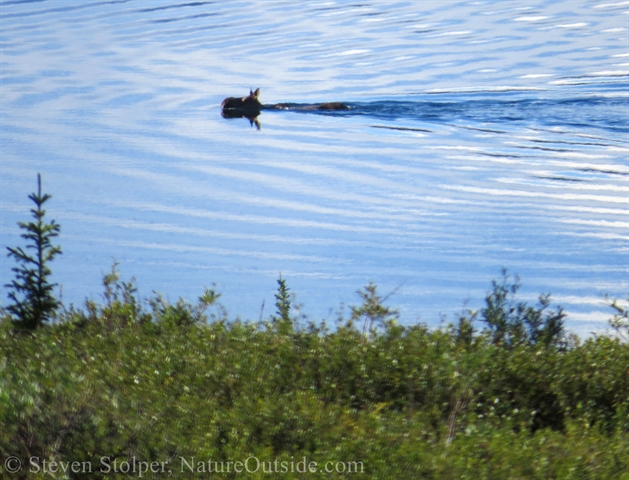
{"left": 5, "top": 174, "right": 62, "bottom": 329}
{"left": 270, "top": 275, "right": 294, "bottom": 334}
{"left": 351, "top": 282, "right": 399, "bottom": 336}
{"left": 274, "top": 275, "right": 291, "bottom": 323}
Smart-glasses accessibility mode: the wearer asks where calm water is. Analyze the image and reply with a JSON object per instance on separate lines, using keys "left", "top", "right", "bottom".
{"left": 1, "top": 0, "right": 628, "bottom": 336}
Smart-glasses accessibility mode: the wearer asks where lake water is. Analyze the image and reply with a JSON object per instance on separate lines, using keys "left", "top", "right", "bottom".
{"left": 1, "top": 0, "right": 628, "bottom": 336}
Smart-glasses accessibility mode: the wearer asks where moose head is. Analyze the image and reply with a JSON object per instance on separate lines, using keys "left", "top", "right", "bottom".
{"left": 221, "top": 88, "right": 263, "bottom": 113}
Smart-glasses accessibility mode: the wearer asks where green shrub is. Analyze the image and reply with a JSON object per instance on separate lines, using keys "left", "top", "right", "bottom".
{"left": 1, "top": 256, "right": 627, "bottom": 478}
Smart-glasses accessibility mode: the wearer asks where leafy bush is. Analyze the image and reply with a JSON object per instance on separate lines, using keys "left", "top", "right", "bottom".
{"left": 481, "top": 269, "right": 566, "bottom": 348}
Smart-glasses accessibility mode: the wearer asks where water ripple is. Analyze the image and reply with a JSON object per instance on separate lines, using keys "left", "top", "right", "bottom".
{"left": 1, "top": 0, "right": 627, "bottom": 335}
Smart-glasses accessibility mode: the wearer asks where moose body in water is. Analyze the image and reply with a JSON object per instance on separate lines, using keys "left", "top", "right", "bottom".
{"left": 221, "top": 88, "right": 349, "bottom": 128}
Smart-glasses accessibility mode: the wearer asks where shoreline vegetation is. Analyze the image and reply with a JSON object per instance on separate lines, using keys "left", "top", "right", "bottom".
{"left": 2, "top": 176, "right": 628, "bottom": 478}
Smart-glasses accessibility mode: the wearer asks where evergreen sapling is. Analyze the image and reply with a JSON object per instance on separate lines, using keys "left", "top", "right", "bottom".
{"left": 5, "top": 174, "right": 62, "bottom": 329}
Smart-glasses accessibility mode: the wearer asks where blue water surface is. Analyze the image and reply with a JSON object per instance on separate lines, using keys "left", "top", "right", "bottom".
{"left": 1, "top": 0, "right": 628, "bottom": 336}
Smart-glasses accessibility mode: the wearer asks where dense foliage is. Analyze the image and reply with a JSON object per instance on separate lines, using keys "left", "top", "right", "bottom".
{"left": 1, "top": 177, "right": 627, "bottom": 478}
{"left": 0, "top": 266, "right": 627, "bottom": 479}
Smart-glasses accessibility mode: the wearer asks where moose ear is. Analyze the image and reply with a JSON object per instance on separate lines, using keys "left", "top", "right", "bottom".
{"left": 253, "top": 88, "right": 260, "bottom": 98}
{"left": 249, "top": 89, "right": 254, "bottom": 95}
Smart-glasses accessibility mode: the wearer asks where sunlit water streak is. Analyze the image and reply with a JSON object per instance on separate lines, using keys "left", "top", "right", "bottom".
{"left": 1, "top": 0, "right": 627, "bottom": 336}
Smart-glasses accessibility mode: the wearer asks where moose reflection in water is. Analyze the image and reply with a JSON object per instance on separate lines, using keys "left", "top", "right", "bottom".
{"left": 221, "top": 88, "right": 349, "bottom": 129}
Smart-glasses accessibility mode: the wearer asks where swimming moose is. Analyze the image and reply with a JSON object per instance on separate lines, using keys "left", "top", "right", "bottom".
{"left": 221, "top": 88, "right": 349, "bottom": 128}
